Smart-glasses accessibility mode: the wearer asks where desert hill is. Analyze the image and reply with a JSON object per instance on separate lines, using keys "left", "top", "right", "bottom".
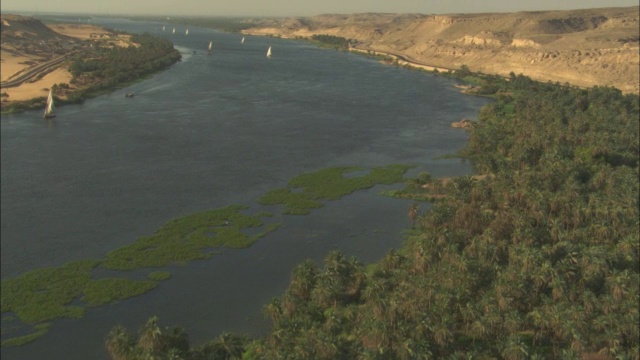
{"left": 242, "top": 6, "right": 640, "bottom": 93}
{"left": 1, "top": 14, "right": 72, "bottom": 42}
{"left": 0, "top": 14, "right": 80, "bottom": 64}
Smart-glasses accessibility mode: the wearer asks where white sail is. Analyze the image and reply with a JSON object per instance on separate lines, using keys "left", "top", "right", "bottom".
{"left": 266, "top": 46, "right": 272, "bottom": 58}
{"left": 208, "top": 41, "right": 212, "bottom": 51}
{"left": 241, "top": 37, "right": 245, "bottom": 44}
{"left": 43, "top": 89, "right": 55, "bottom": 118}
{"left": 172, "top": 28, "right": 175, "bottom": 34}
{"left": 185, "top": 29, "right": 189, "bottom": 36}
{"left": 162, "top": 25, "right": 165, "bottom": 31}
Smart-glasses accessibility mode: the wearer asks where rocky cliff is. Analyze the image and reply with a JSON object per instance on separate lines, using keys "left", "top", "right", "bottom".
{"left": 242, "top": 7, "right": 639, "bottom": 93}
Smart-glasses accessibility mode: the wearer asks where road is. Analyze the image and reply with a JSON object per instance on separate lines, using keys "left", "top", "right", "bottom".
{"left": 0, "top": 51, "right": 78, "bottom": 88}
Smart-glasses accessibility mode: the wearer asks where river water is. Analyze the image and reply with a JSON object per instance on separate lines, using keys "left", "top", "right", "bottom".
{"left": 0, "top": 18, "right": 490, "bottom": 359}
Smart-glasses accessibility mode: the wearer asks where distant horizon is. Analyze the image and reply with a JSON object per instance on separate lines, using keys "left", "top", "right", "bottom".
{"left": 1, "top": 0, "right": 638, "bottom": 18}
{"left": 2, "top": 5, "right": 640, "bottom": 18}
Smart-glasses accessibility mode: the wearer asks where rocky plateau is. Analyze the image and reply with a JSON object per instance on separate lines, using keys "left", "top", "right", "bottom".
{"left": 242, "top": 6, "right": 640, "bottom": 93}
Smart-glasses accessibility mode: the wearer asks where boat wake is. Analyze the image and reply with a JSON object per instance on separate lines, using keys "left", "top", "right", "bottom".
{"left": 138, "top": 84, "right": 171, "bottom": 94}
{"left": 174, "top": 46, "right": 194, "bottom": 62}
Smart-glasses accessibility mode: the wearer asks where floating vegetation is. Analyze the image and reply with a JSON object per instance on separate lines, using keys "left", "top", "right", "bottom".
{"left": 1, "top": 260, "right": 100, "bottom": 324}
{"left": 148, "top": 271, "right": 172, "bottom": 281}
{"left": 1, "top": 165, "right": 411, "bottom": 346}
{"left": 102, "top": 205, "right": 277, "bottom": 270}
{"left": 0, "top": 260, "right": 99, "bottom": 346}
{"left": 259, "top": 165, "right": 413, "bottom": 214}
{"left": 82, "top": 278, "right": 158, "bottom": 306}
{"left": 0, "top": 323, "right": 51, "bottom": 347}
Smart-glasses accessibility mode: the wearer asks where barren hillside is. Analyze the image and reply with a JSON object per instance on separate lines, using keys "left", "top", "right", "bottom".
{"left": 0, "top": 14, "right": 80, "bottom": 57}
{"left": 242, "top": 7, "right": 640, "bottom": 93}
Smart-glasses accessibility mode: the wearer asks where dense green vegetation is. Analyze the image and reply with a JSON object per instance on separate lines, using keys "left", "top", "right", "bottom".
{"left": 0, "top": 32, "right": 181, "bottom": 114}
{"left": 65, "top": 33, "right": 181, "bottom": 101}
{"left": 82, "top": 278, "right": 158, "bottom": 306}
{"left": 107, "top": 74, "right": 639, "bottom": 359}
{"left": 259, "top": 165, "right": 412, "bottom": 214}
{"left": 308, "top": 34, "right": 352, "bottom": 50}
{"left": 148, "top": 271, "right": 172, "bottom": 281}
{"left": 0, "top": 206, "right": 277, "bottom": 346}
{"left": 102, "top": 205, "right": 279, "bottom": 270}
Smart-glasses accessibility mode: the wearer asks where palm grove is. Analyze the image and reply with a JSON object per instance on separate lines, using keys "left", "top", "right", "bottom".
{"left": 105, "top": 72, "right": 639, "bottom": 359}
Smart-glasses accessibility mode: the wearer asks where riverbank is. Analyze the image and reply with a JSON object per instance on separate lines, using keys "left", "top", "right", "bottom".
{"left": 0, "top": 20, "right": 133, "bottom": 102}
{"left": 349, "top": 46, "right": 454, "bottom": 74}
{"left": 239, "top": 8, "right": 640, "bottom": 94}
{"left": 1, "top": 16, "right": 180, "bottom": 114}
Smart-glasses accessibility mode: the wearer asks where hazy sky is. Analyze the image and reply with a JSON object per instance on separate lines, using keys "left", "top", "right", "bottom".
{"left": 1, "top": 0, "right": 638, "bottom": 17}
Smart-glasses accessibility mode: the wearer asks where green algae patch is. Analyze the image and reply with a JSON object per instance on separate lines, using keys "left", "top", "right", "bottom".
{"left": 148, "top": 271, "right": 172, "bottom": 281}
{"left": 0, "top": 206, "right": 279, "bottom": 346}
{"left": 0, "top": 323, "right": 51, "bottom": 347}
{"left": 259, "top": 189, "right": 324, "bottom": 215}
{"left": 83, "top": 278, "right": 158, "bottom": 306}
{"left": 259, "top": 165, "right": 413, "bottom": 214}
{"left": 0, "top": 165, "right": 412, "bottom": 346}
{"left": 0, "top": 260, "right": 99, "bottom": 346}
{"left": 0, "top": 260, "right": 100, "bottom": 324}
{"left": 102, "top": 205, "right": 277, "bottom": 270}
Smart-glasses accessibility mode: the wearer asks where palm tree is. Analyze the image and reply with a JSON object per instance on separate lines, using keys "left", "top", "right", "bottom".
{"left": 312, "top": 273, "right": 340, "bottom": 309}
{"left": 264, "top": 298, "right": 283, "bottom": 325}
{"left": 138, "top": 316, "right": 164, "bottom": 354}
{"left": 501, "top": 334, "right": 530, "bottom": 360}
{"left": 199, "top": 332, "right": 248, "bottom": 360}
{"left": 289, "top": 259, "right": 318, "bottom": 301}
{"left": 164, "top": 327, "right": 190, "bottom": 358}
{"left": 106, "top": 325, "right": 135, "bottom": 360}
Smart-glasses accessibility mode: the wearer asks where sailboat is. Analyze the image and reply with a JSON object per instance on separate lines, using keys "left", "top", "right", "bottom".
{"left": 43, "top": 89, "right": 55, "bottom": 119}
{"left": 185, "top": 29, "right": 189, "bottom": 36}
{"left": 266, "top": 46, "right": 272, "bottom": 58}
{"left": 162, "top": 25, "right": 165, "bottom": 31}
{"left": 241, "top": 37, "right": 245, "bottom": 44}
{"left": 208, "top": 41, "right": 213, "bottom": 55}
{"left": 172, "top": 28, "right": 175, "bottom": 34}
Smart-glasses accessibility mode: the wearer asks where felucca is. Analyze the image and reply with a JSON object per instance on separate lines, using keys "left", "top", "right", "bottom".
{"left": 266, "top": 46, "right": 272, "bottom": 58}
{"left": 43, "top": 89, "right": 55, "bottom": 119}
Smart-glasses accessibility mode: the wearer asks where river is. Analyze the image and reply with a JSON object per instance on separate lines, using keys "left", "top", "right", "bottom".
{"left": 0, "top": 17, "right": 490, "bottom": 359}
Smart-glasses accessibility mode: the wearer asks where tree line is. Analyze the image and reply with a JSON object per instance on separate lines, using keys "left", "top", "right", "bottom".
{"left": 66, "top": 33, "right": 181, "bottom": 101}
{"left": 309, "top": 34, "right": 352, "bottom": 50}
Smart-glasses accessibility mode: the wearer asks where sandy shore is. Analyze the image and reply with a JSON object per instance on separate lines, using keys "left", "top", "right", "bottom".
{"left": 348, "top": 47, "right": 454, "bottom": 73}
{"left": 240, "top": 28, "right": 456, "bottom": 74}
{"left": 1, "top": 24, "right": 130, "bottom": 102}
